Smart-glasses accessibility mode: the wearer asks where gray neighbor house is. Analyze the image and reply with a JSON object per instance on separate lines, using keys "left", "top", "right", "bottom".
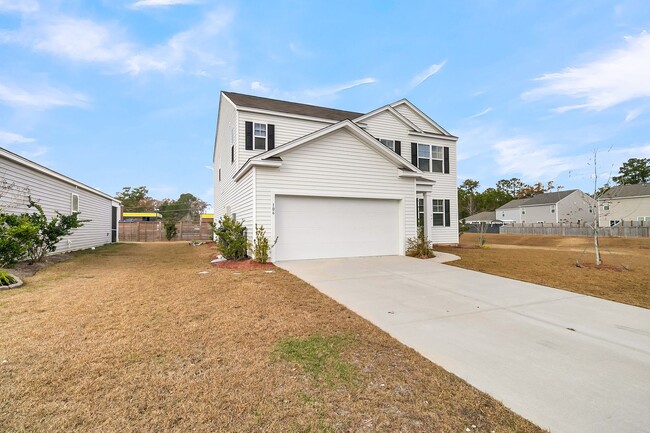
{"left": 598, "top": 183, "right": 650, "bottom": 227}
{"left": 496, "top": 190, "right": 596, "bottom": 224}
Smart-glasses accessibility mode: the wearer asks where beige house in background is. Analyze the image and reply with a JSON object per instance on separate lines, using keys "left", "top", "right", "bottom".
{"left": 598, "top": 184, "right": 650, "bottom": 226}
{"left": 496, "top": 190, "right": 595, "bottom": 224}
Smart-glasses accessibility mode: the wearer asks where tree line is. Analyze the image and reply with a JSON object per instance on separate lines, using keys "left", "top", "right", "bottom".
{"left": 115, "top": 186, "right": 209, "bottom": 222}
{"left": 459, "top": 157, "right": 649, "bottom": 220}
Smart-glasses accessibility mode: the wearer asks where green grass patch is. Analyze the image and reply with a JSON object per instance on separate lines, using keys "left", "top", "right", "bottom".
{"left": 273, "top": 334, "right": 358, "bottom": 388}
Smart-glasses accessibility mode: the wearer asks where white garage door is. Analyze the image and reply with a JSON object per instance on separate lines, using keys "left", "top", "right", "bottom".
{"left": 274, "top": 195, "right": 400, "bottom": 261}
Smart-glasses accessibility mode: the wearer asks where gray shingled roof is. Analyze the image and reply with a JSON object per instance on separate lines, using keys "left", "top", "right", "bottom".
{"left": 599, "top": 183, "right": 650, "bottom": 199}
{"left": 520, "top": 189, "right": 576, "bottom": 206}
{"left": 497, "top": 197, "right": 530, "bottom": 209}
{"left": 223, "top": 92, "right": 364, "bottom": 122}
{"left": 465, "top": 211, "right": 497, "bottom": 222}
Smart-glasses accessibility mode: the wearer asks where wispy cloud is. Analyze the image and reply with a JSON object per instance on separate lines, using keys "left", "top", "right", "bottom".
{"left": 0, "top": 81, "right": 89, "bottom": 109}
{"left": 492, "top": 137, "right": 578, "bottom": 181}
{"left": 409, "top": 61, "right": 446, "bottom": 88}
{"left": 624, "top": 108, "right": 642, "bottom": 122}
{"left": 0, "top": 8, "right": 233, "bottom": 76}
{"left": 250, "top": 81, "right": 269, "bottom": 93}
{"left": 301, "top": 77, "right": 377, "bottom": 99}
{"left": 0, "top": 130, "right": 35, "bottom": 144}
{"left": 468, "top": 107, "right": 493, "bottom": 119}
{"left": 0, "top": 0, "right": 38, "bottom": 14}
{"left": 130, "top": 0, "right": 201, "bottom": 9}
{"left": 522, "top": 32, "right": 650, "bottom": 113}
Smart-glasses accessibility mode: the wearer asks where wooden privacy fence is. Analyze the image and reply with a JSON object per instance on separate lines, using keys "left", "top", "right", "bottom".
{"left": 118, "top": 221, "right": 213, "bottom": 242}
{"left": 500, "top": 221, "right": 649, "bottom": 238}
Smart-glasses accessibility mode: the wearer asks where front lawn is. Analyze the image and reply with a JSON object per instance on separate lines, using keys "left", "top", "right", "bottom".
{"left": 0, "top": 243, "right": 544, "bottom": 432}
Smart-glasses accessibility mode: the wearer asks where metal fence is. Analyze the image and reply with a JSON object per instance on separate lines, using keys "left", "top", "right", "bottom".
{"left": 499, "top": 221, "right": 649, "bottom": 238}
{"left": 118, "top": 221, "right": 213, "bottom": 242}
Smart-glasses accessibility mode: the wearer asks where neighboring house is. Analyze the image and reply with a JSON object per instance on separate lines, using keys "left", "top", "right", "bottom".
{"left": 598, "top": 184, "right": 650, "bottom": 227}
{"left": 496, "top": 190, "right": 595, "bottom": 224}
{"left": 464, "top": 211, "right": 499, "bottom": 224}
{"left": 213, "top": 92, "right": 458, "bottom": 261}
{"left": 0, "top": 147, "right": 120, "bottom": 251}
{"left": 122, "top": 212, "right": 162, "bottom": 222}
{"left": 200, "top": 213, "right": 214, "bottom": 224}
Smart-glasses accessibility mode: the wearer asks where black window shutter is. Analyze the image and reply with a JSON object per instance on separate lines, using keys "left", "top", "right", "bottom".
{"left": 395, "top": 140, "right": 401, "bottom": 155}
{"left": 411, "top": 143, "right": 418, "bottom": 166}
{"left": 267, "top": 124, "right": 275, "bottom": 150}
{"left": 245, "top": 121, "right": 253, "bottom": 150}
{"left": 230, "top": 145, "right": 234, "bottom": 163}
{"left": 444, "top": 199, "right": 451, "bottom": 227}
{"left": 443, "top": 146, "right": 450, "bottom": 174}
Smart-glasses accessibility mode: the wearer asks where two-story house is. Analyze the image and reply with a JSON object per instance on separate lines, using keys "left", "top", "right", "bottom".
{"left": 598, "top": 183, "right": 650, "bottom": 226}
{"left": 213, "top": 92, "right": 458, "bottom": 261}
{"left": 496, "top": 190, "right": 595, "bottom": 224}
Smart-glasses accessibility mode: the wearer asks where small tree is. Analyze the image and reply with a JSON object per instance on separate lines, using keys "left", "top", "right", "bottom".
{"left": 212, "top": 214, "right": 249, "bottom": 260}
{"left": 164, "top": 220, "right": 177, "bottom": 241}
{"left": 405, "top": 226, "right": 435, "bottom": 258}
{"left": 0, "top": 213, "right": 37, "bottom": 266}
{"left": 24, "top": 198, "right": 86, "bottom": 264}
{"left": 252, "top": 225, "right": 277, "bottom": 264}
{"left": 477, "top": 222, "right": 488, "bottom": 248}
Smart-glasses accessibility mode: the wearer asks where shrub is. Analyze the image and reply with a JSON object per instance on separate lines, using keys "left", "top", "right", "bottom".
{"left": 0, "top": 213, "right": 37, "bottom": 266}
{"left": 405, "top": 226, "right": 436, "bottom": 259}
{"left": 164, "top": 220, "right": 177, "bottom": 241}
{"left": 23, "top": 198, "right": 86, "bottom": 264}
{"left": 0, "top": 271, "right": 17, "bottom": 286}
{"left": 212, "top": 214, "right": 249, "bottom": 260}
{"left": 252, "top": 225, "right": 277, "bottom": 264}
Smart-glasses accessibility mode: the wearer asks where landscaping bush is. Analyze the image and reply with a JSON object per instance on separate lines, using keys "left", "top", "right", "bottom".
{"left": 252, "top": 225, "right": 277, "bottom": 264}
{"left": 212, "top": 214, "right": 249, "bottom": 260}
{"left": 0, "top": 213, "right": 37, "bottom": 267}
{"left": 405, "top": 226, "right": 436, "bottom": 259}
{"left": 164, "top": 220, "right": 177, "bottom": 241}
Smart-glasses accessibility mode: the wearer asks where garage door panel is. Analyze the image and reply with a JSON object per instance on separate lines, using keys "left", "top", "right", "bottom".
{"left": 275, "top": 196, "right": 399, "bottom": 261}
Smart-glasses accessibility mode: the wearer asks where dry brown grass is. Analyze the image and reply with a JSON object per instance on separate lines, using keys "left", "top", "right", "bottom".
{"left": 0, "top": 243, "right": 544, "bottom": 433}
{"left": 438, "top": 234, "right": 650, "bottom": 309}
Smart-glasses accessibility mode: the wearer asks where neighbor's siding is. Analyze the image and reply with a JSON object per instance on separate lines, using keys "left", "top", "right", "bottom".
{"left": 599, "top": 195, "right": 650, "bottom": 227}
{"left": 557, "top": 190, "right": 595, "bottom": 224}
{"left": 363, "top": 109, "right": 458, "bottom": 244}
{"left": 238, "top": 111, "right": 332, "bottom": 167}
{"left": 254, "top": 128, "right": 416, "bottom": 260}
{"left": 497, "top": 207, "right": 522, "bottom": 223}
{"left": 0, "top": 156, "right": 115, "bottom": 253}
{"left": 521, "top": 204, "right": 556, "bottom": 224}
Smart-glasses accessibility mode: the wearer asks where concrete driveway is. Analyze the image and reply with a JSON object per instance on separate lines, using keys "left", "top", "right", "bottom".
{"left": 277, "top": 256, "right": 650, "bottom": 433}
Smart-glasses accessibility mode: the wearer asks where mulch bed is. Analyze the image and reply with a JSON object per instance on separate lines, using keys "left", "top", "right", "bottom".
{"left": 211, "top": 258, "right": 276, "bottom": 270}
{"left": 8, "top": 253, "right": 75, "bottom": 279}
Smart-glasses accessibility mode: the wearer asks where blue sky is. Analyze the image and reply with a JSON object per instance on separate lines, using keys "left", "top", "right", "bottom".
{"left": 1, "top": 0, "right": 649, "bottom": 209}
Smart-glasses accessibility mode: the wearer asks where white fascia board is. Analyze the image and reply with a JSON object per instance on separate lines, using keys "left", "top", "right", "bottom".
{"left": 213, "top": 92, "right": 237, "bottom": 162}
{"left": 233, "top": 159, "right": 282, "bottom": 182}
{"left": 393, "top": 99, "right": 454, "bottom": 137}
{"left": 408, "top": 131, "right": 458, "bottom": 142}
{"left": 353, "top": 103, "right": 423, "bottom": 132}
{"left": 0, "top": 147, "right": 117, "bottom": 202}
{"left": 236, "top": 106, "right": 339, "bottom": 124}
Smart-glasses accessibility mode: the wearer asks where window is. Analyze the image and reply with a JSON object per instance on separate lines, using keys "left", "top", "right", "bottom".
{"left": 71, "top": 193, "right": 79, "bottom": 213}
{"left": 432, "top": 199, "right": 444, "bottom": 226}
{"left": 218, "top": 168, "right": 221, "bottom": 181}
{"left": 551, "top": 205, "right": 555, "bottom": 213}
{"left": 417, "top": 198, "right": 424, "bottom": 228}
{"left": 379, "top": 138, "right": 395, "bottom": 152}
{"left": 610, "top": 220, "right": 621, "bottom": 227}
{"left": 638, "top": 216, "right": 650, "bottom": 222}
{"left": 231, "top": 144, "right": 234, "bottom": 163}
{"left": 417, "top": 144, "right": 443, "bottom": 172}
{"left": 254, "top": 123, "right": 267, "bottom": 150}
{"left": 604, "top": 204, "right": 610, "bottom": 210}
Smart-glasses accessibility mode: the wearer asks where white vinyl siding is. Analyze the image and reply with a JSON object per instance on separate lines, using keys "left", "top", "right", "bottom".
{"left": 598, "top": 195, "right": 650, "bottom": 227}
{"left": 0, "top": 155, "right": 116, "bottom": 253}
{"left": 254, "top": 128, "right": 416, "bottom": 260}
{"left": 393, "top": 103, "right": 444, "bottom": 134}
{"left": 214, "top": 94, "right": 239, "bottom": 222}
{"left": 238, "top": 112, "right": 331, "bottom": 167}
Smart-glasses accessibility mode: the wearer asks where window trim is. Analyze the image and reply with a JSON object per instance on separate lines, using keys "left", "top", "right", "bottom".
{"left": 253, "top": 122, "right": 267, "bottom": 150}
{"left": 71, "top": 193, "right": 79, "bottom": 213}
{"left": 432, "top": 199, "right": 444, "bottom": 226}
{"left": 379, "top": 138, "right": 395, "bottom": 152}
{"left": 416, "top": 198, "right": 424, "bottom": 228}
{"left": 417, "top": 143, "right": 444, "bottom": 173}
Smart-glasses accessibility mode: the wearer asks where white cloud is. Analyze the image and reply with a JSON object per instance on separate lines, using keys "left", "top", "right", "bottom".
{"left": 523, "top": 32, "right": 650, "bottom": 112}
{"left": 0, "top": 81, "right": 89, "bottom": 109}
{"left": 250, "top": 81, "right": 269, "bottom": 93}
{"left": 0, "top": 130, "right": 35, "bottom": 144}
{"left": 0, "top": 8, "right": 233, "bottom": 76}
{"left": 624, "top": 108, "right": 642, "bottom": 122}
{"left": 492, "top": 137, "right": 578, "bottom": 181}
{"left": 130, "top": 0, "right": 201, "bottom": 9}
{"left": 0, "top": 0, "right": 38, "bottom": 14}
{"left": 302, "top": 77, "right": 377, "bottom": 99}
{"left": 409, "top": 61, "right": 446, "bottom": 88}
{"left": 468, "top": 107, "right": 493, "bottom": 119}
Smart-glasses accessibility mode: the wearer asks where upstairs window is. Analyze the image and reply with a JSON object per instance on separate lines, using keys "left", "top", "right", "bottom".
{"left": 417, "top": 144, "right": 444, "bottom": 173}
{"left": 380, "top": 139, "right": 395, "bottom": 152}
{"left": 254, "top": 123, "right": 267, "bottom": 150}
